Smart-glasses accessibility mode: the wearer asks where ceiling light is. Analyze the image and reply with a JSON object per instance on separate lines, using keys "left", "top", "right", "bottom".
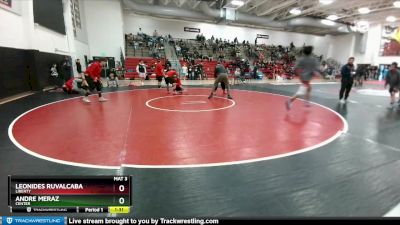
{"left": 231, "top": 0, "right": 245, "bottom": 6}
{"left": 337, "top": 26, "right": 349, "bottom": 32}
{"left": 349, "top": 25, "right": 358, "bottom": 32}
{"left": 321, "top": 19, "right": 335, "bottom": 26}
{"left": 386, "top": 16, "right": 397, "bottom": 22}
{"left": 358, "top": 7, "right": 370, "bottom": 14}
{"left": 357, "top": 20, "right": 369, "bottom": 26}
{"left": 327, "top": 15, "right": 338, "bottom": 20}
{"left": 394, "top": 1, "right": 400, "bottom": 8}
{"left": 289, "top": 8, "right": 301, "bottom": 15}
{"left": 319, "top": 0, "right": 334, "bottom": 5}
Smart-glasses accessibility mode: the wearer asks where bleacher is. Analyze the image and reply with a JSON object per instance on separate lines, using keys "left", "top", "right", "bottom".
{"left": 125, "top": 35, "right": 166, "bottom": 58}
{"left": 123, "top": 34, "right": 302, "bottom": 80}
{"left": 174, "top": 38, "right": 244, "bottom": 62}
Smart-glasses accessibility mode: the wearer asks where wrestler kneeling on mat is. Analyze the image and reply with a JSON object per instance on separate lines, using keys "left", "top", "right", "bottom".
{"left": 63, "top": 77, "right": 82, "bottom": 94}
{"left": 172, "top": 74, "right": 183, "bottom": 95}
{"left": 165, "top": 69, "right": 180, "bottom": 94}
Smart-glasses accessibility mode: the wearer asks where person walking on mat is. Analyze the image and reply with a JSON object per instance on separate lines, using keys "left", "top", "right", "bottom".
{"left": 339, "top": 57, "right": 356, "bottom": 104}
{"left": 208, "top": 61, "right": 233, "bottom": 100}
{"left": 385, "top": 62, "right": 400, "bottom": 109}
{"left": 81, "top": 58, "right": 108, "bottom": 103}
{"left": 285, "top": 46, "right": 320, "bottom": 110}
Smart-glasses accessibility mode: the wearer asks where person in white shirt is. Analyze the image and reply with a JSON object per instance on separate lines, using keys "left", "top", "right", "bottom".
{"left": 107, "top": 73, "right": 119, "bottom": 88}
{"left": 181, "top": 63, "right": 188, "bottom": 80}
{"left": 176, "top": 45, "right": 181, "bottom": 55}
{"left": 136, "top": 60, "right": 147, "bottom": 85}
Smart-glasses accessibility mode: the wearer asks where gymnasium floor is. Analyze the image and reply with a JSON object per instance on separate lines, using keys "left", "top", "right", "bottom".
{"left": 1, "top": 80, "right": 400, "bottom": 217}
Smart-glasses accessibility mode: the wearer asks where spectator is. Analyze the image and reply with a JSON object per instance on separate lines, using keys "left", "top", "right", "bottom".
{"left": 188, "top": 64, "right": 194, "bottom": 80}
{"left": 175, "top": 45, "right": 181, "bottom": 55}
{"left": 50, "top": 64, "right": 59, "bottom": 77}
{"left": 381, "top": 65, "right": 390, "bottom": 81}
{"left": 181, "top": 63, "right": 188, "bottom": 80}
{"left": 76, "top": 59, "right": 82, "bottom": 75}
{"left": 290, "top": 42, "right": 295, "bottom": 50}
{"left": 320, "top": 61, "right": 328, "bottom": 79}
{"left": 138, "top": 28, "right": 143, "bottom": 36}
{"left": 107, "top": 72, "right": 119, "bottom": 87}
{"left": 62, "top": 56, "right": 72, "bottom": 81}
{"left": 136, "top": 60, "right": 147, "bottom": 85}
{"left": 253, "top": 63, "right": 258, "bottom": 79}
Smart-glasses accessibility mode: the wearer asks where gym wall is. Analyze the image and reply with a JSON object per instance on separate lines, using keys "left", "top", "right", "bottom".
{"left": 0, "top": 46, "right": 68, "bottom": 99}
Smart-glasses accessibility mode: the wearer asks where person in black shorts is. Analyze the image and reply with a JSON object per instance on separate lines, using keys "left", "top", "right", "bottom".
{"left": 385, "top": 62, "right": 400, "bottom": 109}
{"left": 339, "top": 57, "right": 355, "bottom": 104}
{"left": 354, "top": 65, "right": 364, "bottom": 87}
{"left": 81, "top": 58, "right": 108, "bottom": 103}
{"left": 155, "top": 60, "right": 164, "bottom": 88}
{"left": 165, "top": 69, "right": 179, "bottom": 93}
{"left": 208, "top": 62, "right": 233, "bottom": 99}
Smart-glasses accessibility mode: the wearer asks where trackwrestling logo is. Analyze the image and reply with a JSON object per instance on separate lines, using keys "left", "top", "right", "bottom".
{"left": 2, "top": 217, "right": 64, "bottom": 225}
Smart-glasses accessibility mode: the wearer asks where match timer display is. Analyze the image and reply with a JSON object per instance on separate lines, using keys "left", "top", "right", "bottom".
{"left": 8, "top": 176, "right": 132, "bottom": 213}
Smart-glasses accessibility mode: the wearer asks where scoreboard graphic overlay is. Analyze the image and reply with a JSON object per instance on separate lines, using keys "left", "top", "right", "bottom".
{"left": 8, "top": 176, "right": 132, "bottom": 213}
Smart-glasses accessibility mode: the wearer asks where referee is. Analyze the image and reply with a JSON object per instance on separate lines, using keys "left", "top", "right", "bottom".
{"left": 339, "top": 57, "right": 355, "bottom": 104}
{"left": 208, "top": 61, "right": 233, "bottom": 100}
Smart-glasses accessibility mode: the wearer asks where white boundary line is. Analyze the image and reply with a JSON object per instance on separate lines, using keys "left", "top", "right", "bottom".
{"left": 145, "top": 95, "right": 236, "bottom": 112}
{"left": 0, "top": 92, "right": 36, "bottom": 105}
{"left": 8, "top": 88, "right": 348, "bottom": 169}
{"left": 356, "top": 89, "right": 394, "bottom": 97}
{"left": 384, "top": 203, "right": 400, "bottom": 217}
{"left": 269, "top": 82, "right": 339, "bottom": 85}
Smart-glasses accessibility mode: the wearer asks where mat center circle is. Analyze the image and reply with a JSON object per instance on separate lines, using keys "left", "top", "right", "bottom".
{"left": 145, "top": 95, "right": 236, "bottom": 112}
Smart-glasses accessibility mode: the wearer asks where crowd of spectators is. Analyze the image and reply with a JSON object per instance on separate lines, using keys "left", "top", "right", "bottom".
{"left": 171, "top": 35, "right": 304, "bottom": 79}
{"left": 125, "top": 28, "right": 166, "bottom": 58}
{"left": 126, "top": 30, "right": 346, "bottom": 80}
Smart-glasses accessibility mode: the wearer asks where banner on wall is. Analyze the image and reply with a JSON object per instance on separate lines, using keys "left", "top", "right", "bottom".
{"left": 257, "top": 34, "right": 269, "bottom": 39}
{"left": 379, "top": 25, "right": 400, "bottom": 56}
{"left": 394, "top": 26, "right": 400, "bottom": 44}
{"left": 184, "top": 27, "right": 201, "bottom": 33}
{"left": 0, "top": 0, "right": 11, "bottom": 7}
{"left": 0, "top": 0, "right": 21, "bottom": 15}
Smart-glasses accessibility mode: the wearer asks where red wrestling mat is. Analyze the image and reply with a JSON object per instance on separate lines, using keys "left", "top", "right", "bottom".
{"left": 9, "top": 88, "right": 347, "bottom": 168}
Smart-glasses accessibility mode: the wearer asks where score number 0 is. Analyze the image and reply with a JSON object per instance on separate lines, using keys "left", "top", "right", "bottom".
{"left": 119, "top": 185, "right": 126, "bottom": 205}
